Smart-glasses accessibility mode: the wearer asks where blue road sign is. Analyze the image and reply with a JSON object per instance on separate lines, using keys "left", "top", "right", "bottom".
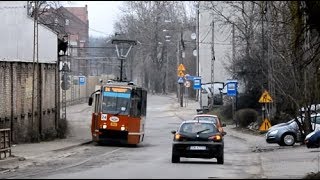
{"left": 185, "top": 74, "right": 195, "bottom": 81}
{"left": 193, "top": 77, "right": 201, "bottom": 90}
{"left": 79, "top": 76, "right": 86, "bottom": 86}
{"left": 178, "top": 77, "right": 184, "bottom": 84}
{"left": 226, "top": 79, "right": 238, "bottom": 96}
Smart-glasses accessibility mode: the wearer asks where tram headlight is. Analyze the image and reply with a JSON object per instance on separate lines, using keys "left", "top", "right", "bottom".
{"left": 120, "top": 126, "right": 125, "bottom": 131}
{"left": 102, "top": 124, "right": 107, "bottom": 129}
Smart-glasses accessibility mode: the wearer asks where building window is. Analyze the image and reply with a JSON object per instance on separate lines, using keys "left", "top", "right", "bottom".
{"left": 65, "top": 19, "right": 69, "bottom": 26}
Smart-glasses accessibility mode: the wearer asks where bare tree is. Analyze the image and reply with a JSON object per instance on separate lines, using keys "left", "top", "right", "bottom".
{"left": 114, "top": 1, "right": 195, "bottom": 94}
{"left": 207, "top": 1, "right": 320, "bottom": 137}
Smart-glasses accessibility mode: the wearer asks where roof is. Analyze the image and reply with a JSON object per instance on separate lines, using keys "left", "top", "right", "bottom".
{"left": 182, "top": 120, "right": 216, "bottom": 124}
{"left": 193, "top": 114, "right": 218, "bottom": 118}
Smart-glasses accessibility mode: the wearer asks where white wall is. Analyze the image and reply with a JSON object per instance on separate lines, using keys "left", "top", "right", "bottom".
{"left": 199, "top": 1, "right": 232, "bottom": 85}
{"left": 0, "top": 1, "right": 57, "bottom": 63}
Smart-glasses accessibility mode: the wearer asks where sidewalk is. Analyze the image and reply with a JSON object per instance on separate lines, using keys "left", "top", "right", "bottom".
{"left": 0, "top": 103, "right": 92, "bottom": 172}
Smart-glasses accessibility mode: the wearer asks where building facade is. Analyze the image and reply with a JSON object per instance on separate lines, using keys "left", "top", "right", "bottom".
{"left": 0, "top": 1, "right": 60, "bottom": 143}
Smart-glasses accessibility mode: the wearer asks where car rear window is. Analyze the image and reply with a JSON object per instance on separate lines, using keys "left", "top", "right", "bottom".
{"left": 180, "top": 123, "right": 218, "bottom": 134}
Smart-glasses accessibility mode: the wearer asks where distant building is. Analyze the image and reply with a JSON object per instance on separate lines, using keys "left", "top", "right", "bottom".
{"left": 40, "top": 4, "right": 89, "bottom": 78}
{"left": 198, "top": 1, "right": 231, "bottom": 85}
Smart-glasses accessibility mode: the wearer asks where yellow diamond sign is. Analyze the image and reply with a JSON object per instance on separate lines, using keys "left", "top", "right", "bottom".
{"left": 177, "top": 64, "right": 186, "bottom": 71}
{"left": 259, "top": 118, "right": 271, "bottom": 131}
{"left": 177, "top": 70, "right": 185, "bottom": 77}
{"left": 258, "top": 90, "right": 273, "bottom": 103}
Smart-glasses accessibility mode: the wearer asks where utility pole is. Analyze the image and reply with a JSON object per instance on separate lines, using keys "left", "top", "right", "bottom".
{"left": 31, "top": 1, "right": 39, "bottom": 141}
{"left": 179, "top": 31, "right": 184, "bottom": 107}
{"left": 196, "top": 1, "right": 200, "bottom": 102}
{"left": 210, "top": 15, "right": 215, "bottom": 108}
{"left": 166, "top": 46, "right": 169, "bottom": 94}
{"left": 232, "top": 23, "right": 236, "bottom": 126}
{"left": 265, "top": 1, "right": 275, "bottom": 120}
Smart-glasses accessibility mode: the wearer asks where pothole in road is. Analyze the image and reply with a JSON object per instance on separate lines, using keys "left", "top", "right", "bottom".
{"left": 251, "top": 145, "right": 300, "bottom": 152}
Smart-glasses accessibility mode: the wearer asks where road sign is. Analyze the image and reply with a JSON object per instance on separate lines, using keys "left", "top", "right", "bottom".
{"left": 185, "top": 74, "right": 194, "bottom": 81}
{"left": 79, "top": 76, "right": 86, "bottom": 86}
{"left": 177, "top": 70, "right": 185, "bottom": 77}
{"left": 258, "top": 90, "right": 273, "bottom": 103}
{"left": 226, "top": 79, "right": 238, "bottom": 96}
{"left": 193, "top": 77, "right": 201, "bottom": 90}
{"left": 178, "top": 77, "right": 184, "bottom": 84}
{"left": 259, "top": 118, "right": 271, "bottom": 131}
{"left": 184, "top": 80, "right": 191, "bottom": 88}
{"left": 177, "top": 64, "right": 185, "bottom": 71}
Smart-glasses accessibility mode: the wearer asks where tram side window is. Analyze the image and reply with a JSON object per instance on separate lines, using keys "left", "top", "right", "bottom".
{"left": 141, "top": 90, "right": 147, "bottom": 116}
{"left": 131, "top": 90, "right": 142, "bottom": 117}
{"left": 94, "top": 94, "right": 100, "bottom": 113}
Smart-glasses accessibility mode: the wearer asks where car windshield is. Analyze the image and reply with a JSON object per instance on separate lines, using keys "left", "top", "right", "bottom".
{"left": 180, "top": 122, "right": 218, "bottom": 134}
{"left": 102, "top": 91, "right": 130, "bottom": 115}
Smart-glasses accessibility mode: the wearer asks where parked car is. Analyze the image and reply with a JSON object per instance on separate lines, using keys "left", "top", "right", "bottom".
{"left": 171, "top": 119, "right": 225, "bottom": 164}
{"left": 305, "top": 130, "right": 320, "bottom": 148}
{"left": 266, "top": 114, "right": 320, "bottom": 146}
{"left": 193, "top": 114, "right": 226, "bottom": 135}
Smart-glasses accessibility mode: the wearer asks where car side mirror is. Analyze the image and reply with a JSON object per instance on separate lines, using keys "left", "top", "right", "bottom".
{"left": 222, "top": 132, "right": 227, "bottom": 136}
{"left": 171, "top": 130, "right": 176, "bottom": 134}
{"left": 88, "top": 97, "right": 93, "bottom": 106}
{"left": 222, "top": 123, "right": 226, "bottom": 127}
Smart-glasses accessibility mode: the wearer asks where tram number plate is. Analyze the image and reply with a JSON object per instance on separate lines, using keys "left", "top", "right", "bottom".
{"left": 190, "top": 146, "right": 206, "bottom": 150}
{"left": 110, "top": 122, "right": 117, "bottom": 126}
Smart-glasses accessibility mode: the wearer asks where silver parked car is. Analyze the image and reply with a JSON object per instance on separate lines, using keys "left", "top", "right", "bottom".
{"left": 266, "top": 114, "right": 320, "bottom": 146}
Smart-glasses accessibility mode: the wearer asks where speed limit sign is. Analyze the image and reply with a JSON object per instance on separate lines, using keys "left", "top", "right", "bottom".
{"left": 184, "top": 80, "right": 191, "bottom": 88}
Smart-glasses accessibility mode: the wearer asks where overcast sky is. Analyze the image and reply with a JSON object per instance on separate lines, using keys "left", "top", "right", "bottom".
{"left": 63, "top": 1, "right": 124, "bottom": 38}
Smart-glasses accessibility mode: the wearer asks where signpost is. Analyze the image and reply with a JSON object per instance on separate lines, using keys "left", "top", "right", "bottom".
{"left": 226, "top": 79, "right": 238, "bottom": 96}
{"left": 79, "top": 76, "right": 86, "bottom": 86}
{"left": 193, "top": 77, "right": 201, "bottom": 90}
{"left": 177, "top": 64, "right": 186, "bottom": 107}
{"left": 226, "top": 79, "right": 238, "bottom": 126}
{"left": 259, "top": 90, "right": 273, "bottom": 132}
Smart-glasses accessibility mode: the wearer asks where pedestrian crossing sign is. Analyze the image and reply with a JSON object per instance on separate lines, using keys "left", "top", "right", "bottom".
{"left": 259, "top": 118, "right": 271, "bottom": 131}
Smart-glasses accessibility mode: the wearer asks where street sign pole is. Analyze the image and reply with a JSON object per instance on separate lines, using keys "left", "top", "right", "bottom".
{"left": 180, "top": 83, "right": 183, "bottom": 107}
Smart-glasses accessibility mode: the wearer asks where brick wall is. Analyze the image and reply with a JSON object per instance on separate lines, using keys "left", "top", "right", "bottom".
{"left": 0, "top": 61, "right": 58, "bottom": 143}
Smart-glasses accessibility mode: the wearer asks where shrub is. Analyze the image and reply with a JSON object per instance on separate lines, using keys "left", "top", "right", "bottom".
{"left": 41, "top": 128, "right": 57, "bottom": 141}
{"left": 235, "top": 108, "right": 259, "bottom": 127}
{"left": 220, "top": 104, "right": 233, "bottom": 120}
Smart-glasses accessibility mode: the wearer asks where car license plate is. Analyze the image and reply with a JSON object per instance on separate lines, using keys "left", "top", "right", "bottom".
{"left": 110, "top": 122, "right": 117, "bottom": 126}
{"left": 190, "top": 146, "right": 206, "bottom": 150}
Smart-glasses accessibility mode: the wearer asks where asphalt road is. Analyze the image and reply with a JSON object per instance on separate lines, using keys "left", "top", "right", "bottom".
{"left": 1, "top": 95, "right": 320, "bottom": 179}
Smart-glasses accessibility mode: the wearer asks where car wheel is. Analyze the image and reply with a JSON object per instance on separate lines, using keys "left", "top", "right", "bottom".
{"left": 281, "top": 134, "right": 295, "bottom": 146}
{"left": 217, "top": 151, "right": 224, "bottom": 164}
{"left": 171, "top": 154, "right": 180, "bottom": 163}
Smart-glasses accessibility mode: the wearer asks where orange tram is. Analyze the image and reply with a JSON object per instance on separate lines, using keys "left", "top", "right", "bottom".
{"left": 88, "top": 81, "right": 147, "bottom": 145}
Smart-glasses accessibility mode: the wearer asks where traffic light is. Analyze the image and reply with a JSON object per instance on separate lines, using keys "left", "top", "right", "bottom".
{"left": 61, "top": 73, "right": 70, "bottom": 90}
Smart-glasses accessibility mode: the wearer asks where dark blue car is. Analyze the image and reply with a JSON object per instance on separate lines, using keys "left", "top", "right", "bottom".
{"left": 305, "top": 130, "right": 320, "bottom": 148}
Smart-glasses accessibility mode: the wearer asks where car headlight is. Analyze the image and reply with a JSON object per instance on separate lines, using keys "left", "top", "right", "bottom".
{"left": 268, "top": 129, "right": 278, "bottom": 136}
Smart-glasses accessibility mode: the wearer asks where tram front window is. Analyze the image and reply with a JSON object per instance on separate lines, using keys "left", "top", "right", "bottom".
{"left": 102, "top": 93, "right": 130, "bottom": 115}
